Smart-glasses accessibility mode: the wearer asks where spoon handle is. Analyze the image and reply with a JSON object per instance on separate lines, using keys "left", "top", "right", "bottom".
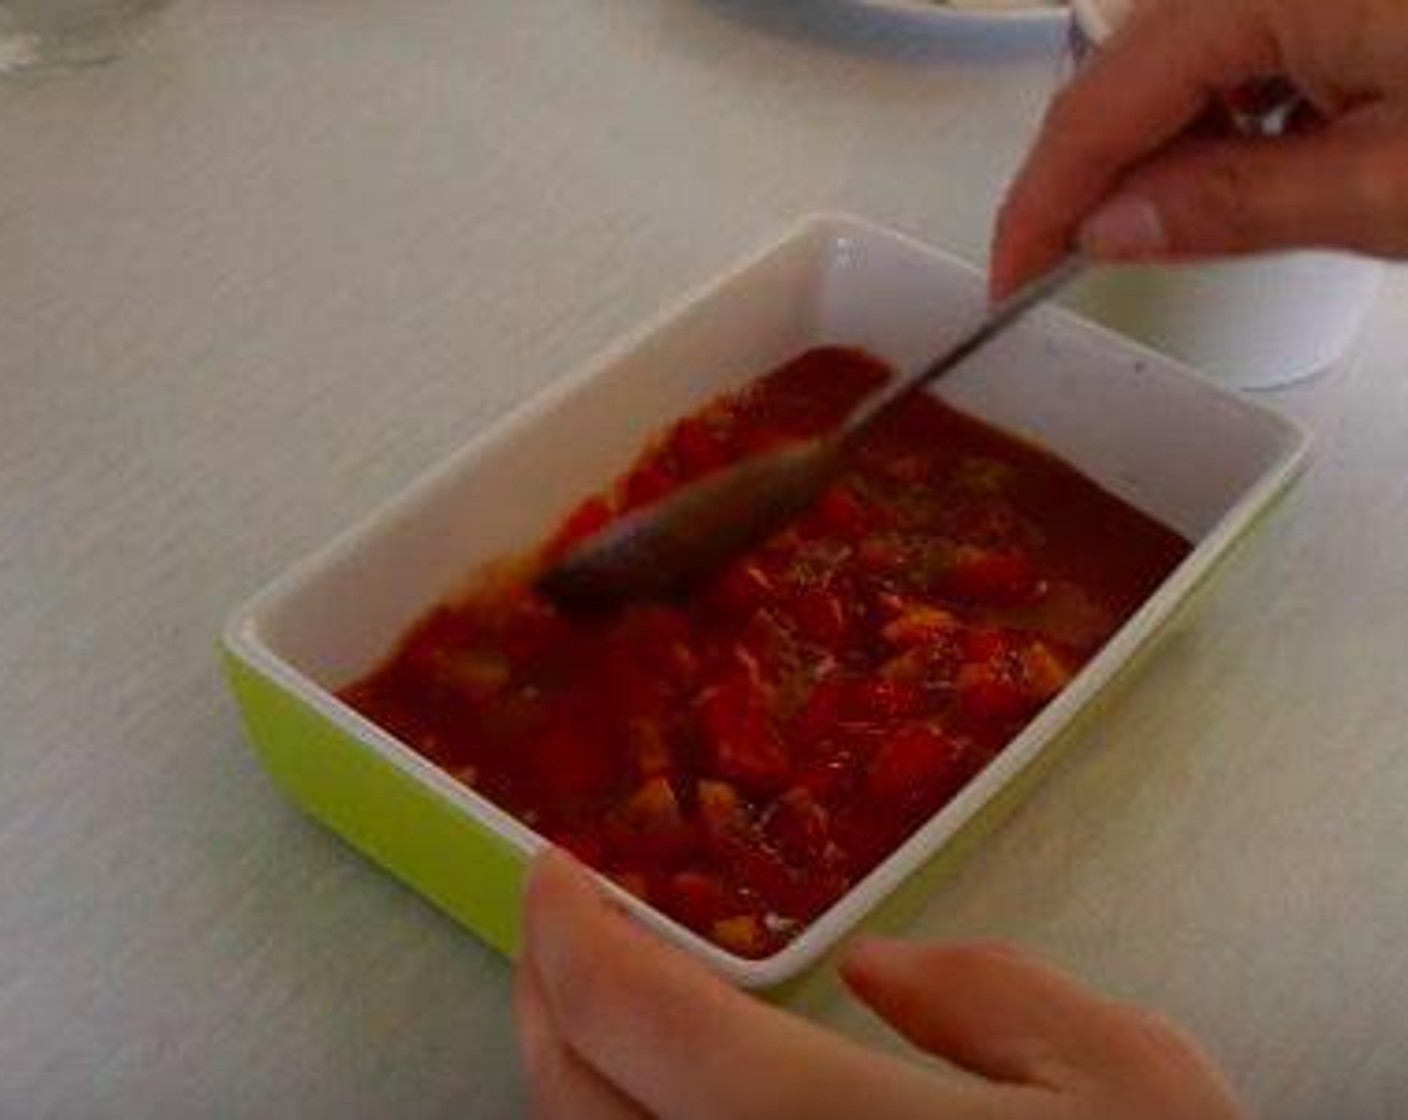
{"left": 841, "top": 256, "right": 1085, "bottom": 441}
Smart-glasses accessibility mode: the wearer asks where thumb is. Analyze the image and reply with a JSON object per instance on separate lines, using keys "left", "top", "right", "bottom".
{"left": 1078, "top": 129, "right": 1408, "bottom": 261}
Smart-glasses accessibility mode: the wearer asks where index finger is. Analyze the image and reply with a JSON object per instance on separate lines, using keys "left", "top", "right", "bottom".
{"left": 990, "top": 0, "right": 1280, "bottom": 297}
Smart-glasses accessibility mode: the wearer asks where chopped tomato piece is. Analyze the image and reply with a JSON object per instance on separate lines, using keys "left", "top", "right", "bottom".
{"left": 811, "top": 484, "right": 871, "bottom": 539}
{"left": 621, "top": 776, "right": 684, "bottom": 832}
{"left": 496, "top": 593, "right": 566, "bottom": 664}
{"left": 669, "top": 871, "right": 730, "bottom": 929}
{"left": 733, "top": 846, "right": 794, "bottom": 904}
{"left": 962, "top": 625, "right": 1013, "bottom": 662}
{"left": 780, "top": 585, "right": 850, "bottom": 647}
{"left": 856, "top": 535, "right": 908, "bottom": 578}
{"left": 697, "top": 674, "right": 791, "bottom": 793}
{"left": 711, "top": 914, "right": 771, "bottom": 957}
{"left": 942, "top": 545, "right": 1042, "bottom": 605}
{"left": 955, "top": 662, "right": 1032, "bottom": 725}
{"left": 867, "top": 724, "right": 964, "bottom": 810}
{"left": 697, "top": 779, "right": 750, "bottom": 847}
{"left": 792, "top": 676, "right": 847, "bottom": 744}
{"left": 1022, "top": 640, "right": 1075, "bottom": 701}
{"left": 953, "top": 498, "right": 1029, "bottom": 549}
{"left": 851, "top": 676, "right": 924, "bottom": 721}
{"left": 428, "top": 648, "right": 510, "bottom": 701}
{"left": 879, "top": 641, "right": 956, "bottom": 688}
{"left": 793, "top": 744, "right": 862, "bottom": 802}
{"left": 610, "top": 777, "right": 699, "bottom": 868}
{"left": 765, "top": 787, "right": 832, "bottom": 865}
{"left": 881, "top": 603, "right": 959, "bottom": 648}
{"left": 793, "top": 673, "right": 923, "bottom": 740}
{"left": 628, "top": 719, "right": 673, "bottom": 778}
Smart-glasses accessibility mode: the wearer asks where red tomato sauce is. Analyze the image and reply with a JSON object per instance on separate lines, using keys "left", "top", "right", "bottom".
{"left": 341, "top": 347, "right": 1190, "bottom": 958}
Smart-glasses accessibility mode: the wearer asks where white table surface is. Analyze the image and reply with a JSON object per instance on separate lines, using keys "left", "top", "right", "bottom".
{"left": 2, "top": 3, "right": 1406, "bottom": 1118}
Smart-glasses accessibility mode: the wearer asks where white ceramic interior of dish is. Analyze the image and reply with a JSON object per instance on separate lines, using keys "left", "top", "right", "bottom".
{"left": 227, "top": 214, "right": 1310, "bottom": 987}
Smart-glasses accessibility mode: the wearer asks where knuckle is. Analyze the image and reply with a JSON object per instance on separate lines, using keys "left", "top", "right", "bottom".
{"left": 1159, "top": 152, "right": 1259, "bottom": 250}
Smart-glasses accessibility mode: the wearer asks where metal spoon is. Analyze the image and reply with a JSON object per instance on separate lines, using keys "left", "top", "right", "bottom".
{"left": 537, "top": 257, "right": 1085, "bottom": 615}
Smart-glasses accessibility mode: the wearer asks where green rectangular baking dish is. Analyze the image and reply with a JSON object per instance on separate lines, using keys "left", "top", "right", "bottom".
{"left": 223, "top": 214, "right": 1311, "bottom": 989}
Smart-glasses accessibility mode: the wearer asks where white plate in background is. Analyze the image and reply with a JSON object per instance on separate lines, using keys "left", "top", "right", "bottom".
{"left": 849, "top": 0, "right": 1068, "bottom": 27}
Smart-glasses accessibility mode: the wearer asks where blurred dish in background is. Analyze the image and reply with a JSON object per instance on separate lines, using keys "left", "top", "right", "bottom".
{"left": 847, "top": 0, "right": 1067, "bottom": 28}
{"left": 0, "top": 0, "right": 168, "bottom": 73}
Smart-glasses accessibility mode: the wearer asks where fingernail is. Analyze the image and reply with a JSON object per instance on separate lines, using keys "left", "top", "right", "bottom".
{"left": 1079, "top": 195, "right": 1168, "bottom": 257}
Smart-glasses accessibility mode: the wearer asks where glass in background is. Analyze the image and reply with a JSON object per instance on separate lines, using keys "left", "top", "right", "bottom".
{"left": 1059, "top": 0, "right": 1382, "bottom": 389}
